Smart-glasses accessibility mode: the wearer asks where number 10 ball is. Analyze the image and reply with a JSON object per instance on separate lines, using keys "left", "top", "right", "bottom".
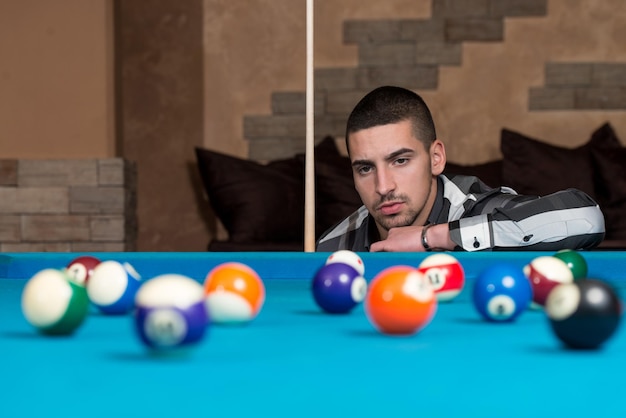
{"left": 472, "top": 263, "right": 532, "bottom": 322}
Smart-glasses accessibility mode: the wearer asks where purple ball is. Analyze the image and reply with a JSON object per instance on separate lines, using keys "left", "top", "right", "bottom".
{"left": 312, "top": 263, "right": 367, "bottom": 314}
{"left": 135, "top": 302, "right": 208, "bottom": 349}
{"left": 134, "top": 274, "right": 209, "bottom": 350}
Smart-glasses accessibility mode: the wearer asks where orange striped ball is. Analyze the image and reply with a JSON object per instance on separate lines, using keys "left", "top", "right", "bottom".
{"left": 204, "top": 262, "right": 265, "bottom": 324}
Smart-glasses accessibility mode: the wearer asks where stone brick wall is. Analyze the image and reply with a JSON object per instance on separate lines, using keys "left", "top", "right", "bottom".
{"left": 0, "top": 159, "right": 137, "bottom": 252}
{"left": 241, "top": 0, "right": 626, "bottom": 162}
{"left": 243, "top": 0, "right": 550, "bottom": 160}
{"left": 530, "top": 63, "right": 626, "bottom": 110}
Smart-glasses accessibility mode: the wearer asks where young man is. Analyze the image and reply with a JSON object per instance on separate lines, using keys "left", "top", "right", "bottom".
{"left": 316, "top": 86, "right": 605, "bottom": 252}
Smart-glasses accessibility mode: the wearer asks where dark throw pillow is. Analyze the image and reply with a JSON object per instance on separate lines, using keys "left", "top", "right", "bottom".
{"left": 500, "top": 124, "right": 621, "bottom": 198}
{"left": 195, "top": 147, "right": 304, "bottom": 243}
{"left": 591, "top": 146, "right": 626, "bottom": 240}
{"left": 443, "top": 160, "right": 503, "bottom": 188}
{"left": 195, "top": 136, "right": 362, "bottom": 246}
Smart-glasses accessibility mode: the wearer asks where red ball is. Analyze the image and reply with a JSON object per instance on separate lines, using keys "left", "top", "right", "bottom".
{"left": 65, "top": 255, "right": 101, "bottom": 286}
{"left": 417, "top": 253, "right": 465, "bottom": 302}
{"left": 365, "top": 266, "right": 437, "bottom": 335}
{"left": 524, "top": 256, "right": 574, "bottom": 308}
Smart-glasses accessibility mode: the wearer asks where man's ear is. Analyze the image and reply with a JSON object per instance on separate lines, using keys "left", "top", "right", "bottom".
{"left": 430, "top": 139, "right": 446, "bottom": 176}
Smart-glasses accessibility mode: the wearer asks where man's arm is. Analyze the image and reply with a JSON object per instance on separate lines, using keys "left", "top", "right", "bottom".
{"left": 450, "top": 189, "right": 605, "bottom": 251}
{"left": 370, "top": 189, "right": 605, "bottom": 252}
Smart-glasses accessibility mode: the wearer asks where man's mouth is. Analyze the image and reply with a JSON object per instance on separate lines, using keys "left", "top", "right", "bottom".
{"left": 378, "top": 201, "right": 403, "bottom": 216}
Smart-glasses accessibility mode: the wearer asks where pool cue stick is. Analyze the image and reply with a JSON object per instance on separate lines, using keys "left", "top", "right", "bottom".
{"left": 304, "top": 0, "right": 315, "bottom": 252}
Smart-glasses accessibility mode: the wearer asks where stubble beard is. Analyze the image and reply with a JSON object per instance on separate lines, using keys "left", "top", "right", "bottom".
{"left": 375, "top": 205, "right": 419, "bottom": 231}
{"left": 374, "top": 182, "right": 431, "bottom": 232}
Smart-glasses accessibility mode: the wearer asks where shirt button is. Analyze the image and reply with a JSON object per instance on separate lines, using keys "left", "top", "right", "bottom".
{"left": 523, "top": 235, "right": 533, "bottom": 242}
{"left": 473, "top": 238, "right": 480, "bottom": 248}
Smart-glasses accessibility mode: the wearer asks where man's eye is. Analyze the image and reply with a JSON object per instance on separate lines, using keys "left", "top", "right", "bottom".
{"left": 357, "top": 166, "right": 372, "bottom": 175}
{"left": 394, "top": 158, "right": 409, "bottom": 165}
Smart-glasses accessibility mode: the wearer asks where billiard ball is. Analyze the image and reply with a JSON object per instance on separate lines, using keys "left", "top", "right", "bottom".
{"left": 65, "top": 255, "right": 101, "bottom": 286}
{"left": 553, "top": 249, "right": 588, "bottom": 280}
{"left": 86, "top": 260, "right": 142, "bottom": 315}
{"left": 311, "top": 262, "right": 367, "bottom": 314}
{"left": 204, "top": 262, "right": 265, "bottom": 324}
{"left": 21, "top": 268, "right": 90, "bottom": 335}
{"left": 545, "top": 279, "right": 622, "bottom": 349}
{"left": 365, "top": 266, "right": 437, "bottom": 335}
{"left": 134, "top": 274, "right": 208, "bottom": 351}
{"left": 524, "top": 256, "right": 574, "bottom": 308}
{"left": 326, "top": 250, "right": 365, "bottom": 276}
{"left": 472, "top": 263, "right": 532, "bottom": 322}
{"left": 417, "top": 253, "right": 465, "bottom": 302}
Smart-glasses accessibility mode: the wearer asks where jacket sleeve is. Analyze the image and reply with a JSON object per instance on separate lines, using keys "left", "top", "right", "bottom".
{"left": 448, "top": 189, "right": 606, "bottom": 251}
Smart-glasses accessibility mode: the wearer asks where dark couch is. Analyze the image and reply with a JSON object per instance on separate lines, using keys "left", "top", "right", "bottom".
{"left": 195, "top": 123, "right": 626, "bottom": 251}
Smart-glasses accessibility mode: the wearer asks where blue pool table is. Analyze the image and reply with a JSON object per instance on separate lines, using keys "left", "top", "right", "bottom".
{"left": 1, "top": 251, "right": 625, "bottom": 418}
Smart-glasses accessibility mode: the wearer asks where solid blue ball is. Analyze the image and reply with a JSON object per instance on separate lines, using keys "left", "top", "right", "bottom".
{"left": 472, "top": 263, "right": 532, "bottom": 322}
{"left": 311, "top": 263, "right": 367, "bottom": 314}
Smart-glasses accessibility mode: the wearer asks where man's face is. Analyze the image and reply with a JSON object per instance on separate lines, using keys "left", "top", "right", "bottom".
{"left": 348, "top": 120, "right": 444, "bottom": 238}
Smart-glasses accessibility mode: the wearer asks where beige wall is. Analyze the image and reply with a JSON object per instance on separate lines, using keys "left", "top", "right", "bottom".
{"left": 4, "top": 0, "right": 624, "bottom": 163}
{"left": 424, "top": 0, "right": 626, "bottom": 162}
{"left": 204, "top": 0, "right": 626, "bottom": 164}
{"left": 0, "top": 0, "right": 114, "bottom": 159}
{"left": 203, "top": 0, "right": 431, "bottom": 157}
{"left": 2, "top": 0, "right": 626, "bottom": 251}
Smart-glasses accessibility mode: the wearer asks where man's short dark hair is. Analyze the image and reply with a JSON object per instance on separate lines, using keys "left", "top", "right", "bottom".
{"left": 345, "top": 86, "right": 437, "bottom": 152}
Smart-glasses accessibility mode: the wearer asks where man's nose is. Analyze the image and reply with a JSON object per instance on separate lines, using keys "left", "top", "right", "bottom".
{"left": 375, "top": 167, "right": 395, "bottom": 196}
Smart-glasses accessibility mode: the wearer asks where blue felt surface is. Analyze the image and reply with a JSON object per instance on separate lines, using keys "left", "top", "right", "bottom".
{"left": 1, "top": 252, "right": 626, "bottom": 418}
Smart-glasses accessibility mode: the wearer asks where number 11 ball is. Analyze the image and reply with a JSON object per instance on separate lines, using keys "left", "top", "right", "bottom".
{"left": 472, "top": 263, "right": 532, "bottom": 322}
{"left": 417, "top": 253, "right": 465, "bottom": 302}
{"left": 545, "top": 279, "right": 621, "bottom": 349}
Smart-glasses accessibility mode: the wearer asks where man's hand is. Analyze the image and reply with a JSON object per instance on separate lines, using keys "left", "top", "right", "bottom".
{"left": 370, "top": 223, "right": 454, "bottom": 252}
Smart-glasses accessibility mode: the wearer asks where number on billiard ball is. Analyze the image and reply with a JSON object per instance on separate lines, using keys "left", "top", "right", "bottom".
{"left": 312, "top": 262, "right": 367, "bottom": 314}
{"left": 417, "top": 253, "right": 465, "bottom": 302}
{"left": 545, "top": 279, "right": 622, "bottom": 349}
{"left": 143, "top": 309, "right": 189, "bottom": 347}
{"left": 21, "top": 269, "right": 90, "bottom": 335}
{"left": 135, "top": 274, "right": 208, "bottom": 351}
{"left": 472, "top": 263, "right": 532, "bottom": 322}
{"left": 65, "top": 255, "right": 101, "bottom": 286}
{"left": 365, "top": 266, "right": 437, "bottom": 335}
